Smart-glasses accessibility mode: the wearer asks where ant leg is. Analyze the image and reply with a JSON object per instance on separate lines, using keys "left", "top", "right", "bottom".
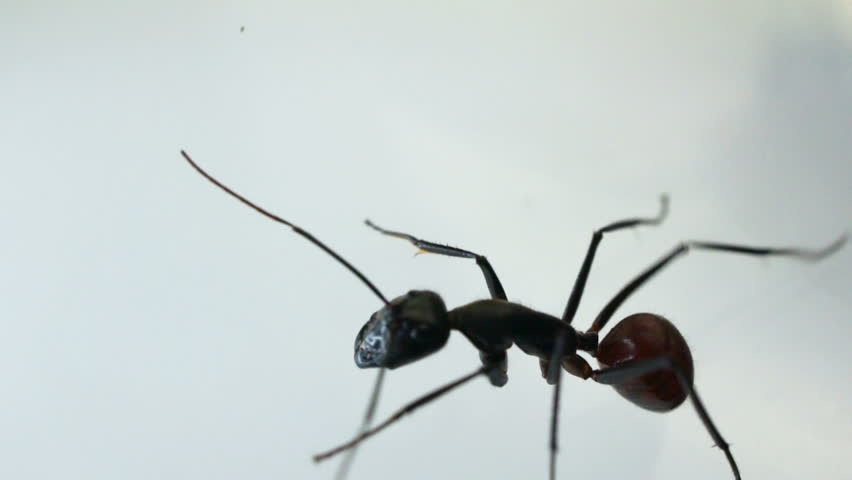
{"left": 543, "top": 331, "right": 600, "bottom": 480}
{"left": 313, "top": 366, "right": 488, "bottom": 463}
{"left": 334, "top": 368, "right": 385, "bottom": 480}
{"left": 546, "top": 233, "right": 844, "bottom": 480}
{"left": 342, "top": 220, "right": 502, "bottom": 476}
{"left": 562, "top": 194, "right": 669, "bottom": 324}
{"left": 366, "top": 220, "right": 511, "bottom": 386}
{"left": 365, "top": 220, "right": 506, "bottom": 300}
{"left": 540, "top": 354, "right": 593, "bottom": 381}
{"left": 587, "top": 235, "right": 847, "bottom": 334}
{"left": 545, "top": 195, "right": 668, "bottom": 480}
{"left": 593, "top": 356, "right": 741, "bottom": 480}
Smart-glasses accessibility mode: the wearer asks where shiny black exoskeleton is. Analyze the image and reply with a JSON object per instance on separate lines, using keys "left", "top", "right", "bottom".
{"left": 182, "top": 151, "right": 846, "bottom": 480}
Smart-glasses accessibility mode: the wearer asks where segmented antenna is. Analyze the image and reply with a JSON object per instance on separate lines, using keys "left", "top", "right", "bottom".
{"left": 181, "top": 150, "right": 389, "bottom": 305}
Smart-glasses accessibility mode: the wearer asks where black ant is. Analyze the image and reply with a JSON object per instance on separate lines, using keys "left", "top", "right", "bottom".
{"left": 180, "top": 150, "right": 845, "bottom": 480}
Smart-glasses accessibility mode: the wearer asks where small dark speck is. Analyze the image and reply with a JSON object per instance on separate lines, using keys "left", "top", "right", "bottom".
{"left": 240, "top": 26, "right": 245, "bottom": 33}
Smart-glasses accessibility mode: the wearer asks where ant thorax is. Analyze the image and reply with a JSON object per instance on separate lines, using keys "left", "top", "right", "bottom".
{"left": 448, "top": 300, "right": 580, "bottom": 363}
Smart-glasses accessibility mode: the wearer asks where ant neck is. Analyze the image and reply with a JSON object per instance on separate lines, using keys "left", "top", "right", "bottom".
{"left": 576, "top": 331, "right": 598, "bottom": 355}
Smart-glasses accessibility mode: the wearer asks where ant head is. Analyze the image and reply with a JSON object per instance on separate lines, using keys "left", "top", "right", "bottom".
{"left": 354, "top": 290, "right": 450, "bottom": 369}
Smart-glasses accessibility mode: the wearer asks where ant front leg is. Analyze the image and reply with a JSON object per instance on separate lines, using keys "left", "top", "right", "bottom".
{"left": 365, "top": 220, "right": 509, "bottom": 386}
{"left": 593, "top": 356, "right": 741, "bottom": 480}
{"left": 364, "top": 220, "right": 507, "bottom": 300}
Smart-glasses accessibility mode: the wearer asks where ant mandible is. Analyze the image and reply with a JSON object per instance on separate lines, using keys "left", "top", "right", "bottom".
{"left": 180, "top": 150, "right": 845, "bottom": 480}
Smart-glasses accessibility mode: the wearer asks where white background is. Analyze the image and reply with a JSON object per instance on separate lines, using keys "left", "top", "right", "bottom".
{"left": 2, "top": 2, "right": 850, "bottom": 480}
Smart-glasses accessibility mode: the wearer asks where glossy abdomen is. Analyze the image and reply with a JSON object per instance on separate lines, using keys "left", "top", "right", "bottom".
{"left": 596, "top": 313, "right": 694, "bottom": 412}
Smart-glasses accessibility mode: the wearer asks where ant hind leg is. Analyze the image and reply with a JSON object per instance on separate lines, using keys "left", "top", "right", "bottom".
{"left": 593, "top": 356, "right": 741, "bottom": 480}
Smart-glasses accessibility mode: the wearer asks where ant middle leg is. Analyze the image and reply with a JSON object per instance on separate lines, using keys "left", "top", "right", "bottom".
{"left": 593, "top": 356, "right": 741, "bottom": 480}
{"left": 544, "top": 195, "right": 668, "bottom": 480}
{"left": 561, "top": 194, "right": 669, "bottom": 324}
{"left": 365, "top": 219, "right": 507, "bottom": 300}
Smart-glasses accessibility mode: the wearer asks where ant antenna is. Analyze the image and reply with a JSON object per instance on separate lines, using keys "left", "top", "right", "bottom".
{"left": 180, "top": 150, "right": 390, "bottom": 305}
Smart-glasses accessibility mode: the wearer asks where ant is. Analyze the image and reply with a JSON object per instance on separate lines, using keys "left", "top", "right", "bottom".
{"left": 180, "top": 150, "right": 845, "bottom": 480}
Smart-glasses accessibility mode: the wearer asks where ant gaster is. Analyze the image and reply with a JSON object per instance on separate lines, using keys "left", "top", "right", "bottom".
{"left": 181, "top": 150, "right": 846, "bottom": 480}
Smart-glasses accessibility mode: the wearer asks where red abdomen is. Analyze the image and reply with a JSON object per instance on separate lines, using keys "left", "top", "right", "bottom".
{"left": 596, "top": 313, "right": 694, "bottom": 412}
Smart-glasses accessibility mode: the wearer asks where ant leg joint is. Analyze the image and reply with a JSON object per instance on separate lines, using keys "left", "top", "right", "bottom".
{"left": 541, "top": 355, "right": 593, "bottom": 382}
{"left": 479, "top": 350, "right": 508, "bottom": 387}
{"left": 563, "top": 355, "right": 593, "bottom": 380}
{"left": 577, "top": 331, "right": 598, "bottom": 353}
